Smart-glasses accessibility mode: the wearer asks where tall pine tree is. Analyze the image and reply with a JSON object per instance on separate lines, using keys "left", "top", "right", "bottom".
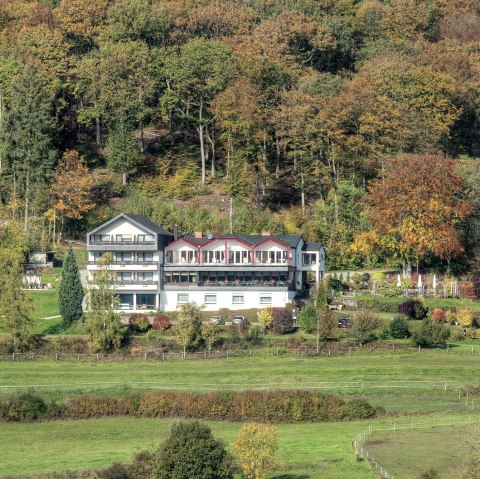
{"left": 58, "top": 246, "right": 84, "bottom": 326}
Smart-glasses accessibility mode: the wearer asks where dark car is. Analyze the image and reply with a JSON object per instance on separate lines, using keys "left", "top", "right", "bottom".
{"left": 338, "top": 317, "right": 351, "bottom": 328}
{"left": 232, "top": 316, "right": 249, "bottom": 326}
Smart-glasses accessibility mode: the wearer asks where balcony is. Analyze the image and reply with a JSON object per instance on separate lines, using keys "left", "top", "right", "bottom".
{"left": 91, "top": 240, "right": 155, "bottom": 245}
{"left": 88, "top": 261, "right": 157, "bottom": 266}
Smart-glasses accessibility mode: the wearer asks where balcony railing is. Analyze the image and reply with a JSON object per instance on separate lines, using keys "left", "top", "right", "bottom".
{"left": 88, "top": 261, "right": 157, "bottom": 266}
{"left": 164, "top": 281, "right": 290, "bottom": 288}
{"left": 117, "top": 280, "right": 158, "bottom": 286}
{"left": 91, "top": 240, "right": 155, "bottom": 245}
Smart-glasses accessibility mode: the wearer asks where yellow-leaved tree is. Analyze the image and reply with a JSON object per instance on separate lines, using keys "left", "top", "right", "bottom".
{"left": 234, "top": 423, "right": 278, "bottom": 479}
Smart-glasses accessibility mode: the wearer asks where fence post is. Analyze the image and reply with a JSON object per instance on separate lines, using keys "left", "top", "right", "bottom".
{"left": 12, "top": 352, "right": 15, "bottom": 360}
{"left": 227, "top": 350, "right": 229, "bottom": 359}
{"left": 96, "top": 353, "right": 99, "bottom": 363}
{"left": 55, "top": 353, "right": 58, "bottom": 361}
{"left": 204, "top": 351, "right": 207, "bottom": 360}
{"left": 472, "top": 346, "right": 474, "bottom": 355}
{"left": 144, "top": 352, "right": 147, "bottom": 362}
{"left": 77, "top": 354, "right": 80, "bottom": 362}
{"left": 418, "top": 345, "right": 421, "bottom": 352}
{"left": 444, "top": 381, "right": 447, "bottom": 392}
{"left": 162, "top": 353, "right": 165, "bottom": 361}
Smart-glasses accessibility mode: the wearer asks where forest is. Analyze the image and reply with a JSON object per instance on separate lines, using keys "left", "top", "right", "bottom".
{"left": 0, "top": 0, "right": 479, "bottom": 272}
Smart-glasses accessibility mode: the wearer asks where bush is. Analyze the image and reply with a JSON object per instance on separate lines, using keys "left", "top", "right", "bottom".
{"left": 456, "top": 308, "right": 477, "bottom": 328}
{"left": 342, "top": 399, "right": 376, "bottom": 419}
{"left": 128, "top": 450, "right": 154, "bottom": 479}
{"left": 397, "top": 299, "right": 428, "bottom": 319}
{"left": 351, "top": 309, "right": 383, "bottom": 345}
{"left": 412, "top": 318, "right": 450, "bottom": 347}
{"left": 247, "top": 325, "right": 262, "bottom": 344}
{"left": 129, "top": 314, "right": 151, "bottom": 333}
{"left": 97, "top": 463, "right": 131, "bottom": 479}
{"left": 298, "top": 306, "right": 317, "bottom": 333}
{"left": 43, "top": 390, "right": 379, "bottom": 423}
{"left": 459, "top": 283, "right": 476, "bottom": 301}
{"left": 269, "top": 308, "right": 294, "bottom": 335}
{"left": 431, "top": 309, "right": 446, "bottom": 323}
{"left": 152, "top": 314, "right": 171, "bottom": 331}
{"left": 152, "top": 421, "right": 234, "bottom": 479}
{"left": 5, "top": 392, "right": 48, "bottom": 421}
{"left": 389, "top": 316, "right": 411, "bottom": 339}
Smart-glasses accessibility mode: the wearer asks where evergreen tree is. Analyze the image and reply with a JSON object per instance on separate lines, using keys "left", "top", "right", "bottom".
{"left": 58, "top": 246, "right": 84, "bottom": 327}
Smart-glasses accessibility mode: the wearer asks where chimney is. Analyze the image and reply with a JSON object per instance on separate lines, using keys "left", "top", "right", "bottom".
{"left": 174, "top": 224, "right": 178, "bottom": 241}
{"left": 194, "top": 231, "right": 203, "bottom": 239}
{"left": 261, "top": 231, "right": 271, "bottom": 236}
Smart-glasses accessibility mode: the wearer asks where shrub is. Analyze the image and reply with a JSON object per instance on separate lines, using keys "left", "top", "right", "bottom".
{"left": 257, "top": 308, "right": 273, "bottom": 332}
{"left": 456, "top": 308, "right": 477, "bottom": 328}
{"left": 234, "top": 423, "right": 278, "bottom": 479}
{"left": 360, "top": 273, "right": 370, "bottom": 283}
{"left": 298, "top": 306, "right": 317, "bottom": 333}
{"left": 459, "top": 283, "right": 476, "bottom": 301}
{"left": 431, "top": 309, "right": 446, "bottom": 323}
{"left": 416, "top": 469, "right": 439, "bottom": 479}
{"left": 351, "top": 309, "right": 382, "bottom": 345}
{"left": 128, "top": 450, "right": 155, "bottom": 479}
{"left": 389, "top": 316, "right": 411, "bottom": 339}
{"left": 247, "top": 325, "right": 262, "bottom": 344}
{"left": 129, "top": 314, "right": 151, "bottom": 333}
{"left": 269, "top": 308, "right": 294, "bottom": 335}
{"left": 342, "top": 399, "right": 376, "bottom": 419}
{"left": 357, "top": 296, "right": 403, "bottom": 313}
{"left": 5, "top": 392, "right": 48, "bottom": 421}
{"left": 397, "top": 299, "right": 428, "bottom": 319}
{"left": 152, "top": 421, "right": 234, "bottom": 479}
{"left": 97, "top": 463, "right": 131, "bottom": 479}
{"left": 152, "top": 314, "right": 171, "bottom": 331}
{"left": 473, "top": 271, "right": 480, "bottom": 300}
{"left": 412, "top": 318, "right": 450, "bottom": 347}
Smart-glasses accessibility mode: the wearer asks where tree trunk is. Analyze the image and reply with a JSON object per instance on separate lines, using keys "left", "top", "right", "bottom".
{"left": 301, "top": 173, "right": 305, "bottom": 214}
{"left": 139, "top": 120, "right": 145, "bottom": 153}
{"left": 198, "top": 99, "right": 206, "bottom": 185}
{"left": 24, "top": 170, "right": 30, "bottom": 233}
{"left": 95, "top": 117, "right": 101, "bottom": 146}
{"left": 122, "top": 167, "right": 127, "bottom": 186}
{"left": 207, "top": 127, "right": 216, "bottom": 178}
{"left": 316, "top": 320, "right": 320, "bottom": 354}
{"left": 0, "top": 90, "right": 3, "bottom": 174}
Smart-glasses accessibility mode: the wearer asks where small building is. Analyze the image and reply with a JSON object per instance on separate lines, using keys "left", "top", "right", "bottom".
{"left": 86, "top": 214, "right": 325, "bottom": 312}
{"left": 26, "top": 251, "right": 56, "bottom": 269}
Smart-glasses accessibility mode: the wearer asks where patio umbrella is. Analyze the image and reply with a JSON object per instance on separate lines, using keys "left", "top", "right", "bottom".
{"left": 417, "top": 274, "right": 423, "bottom": 289}
{"left": 432, "top": 274, "right": 437, "bottom": 291}
{"left": 397, "top": 274, "right": 401, "bottom": 287}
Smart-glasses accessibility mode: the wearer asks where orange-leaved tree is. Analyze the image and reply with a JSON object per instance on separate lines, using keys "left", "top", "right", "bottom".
{"left": 353, "top": 153, "right": 471, "bottom": 273}
{"left": 50, "top": 150, "right": 95, "bottom": 241}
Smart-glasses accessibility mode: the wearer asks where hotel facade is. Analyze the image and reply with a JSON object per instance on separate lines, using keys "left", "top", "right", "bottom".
{"left": 87, "top": 214, "right": 325, "bottom": 312}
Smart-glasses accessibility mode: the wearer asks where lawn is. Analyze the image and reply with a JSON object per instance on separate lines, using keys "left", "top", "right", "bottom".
{"left": 0, "top": 353, "right": 479, "bottom": 413}
{"left": 365, "top": 425, "right": 470, "bottom": 478}
{"left": 0, "top": 415, "right": 475, "bottom": 478}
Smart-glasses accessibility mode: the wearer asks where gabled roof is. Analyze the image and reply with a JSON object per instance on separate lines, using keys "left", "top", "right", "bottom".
{"left": 88, "top": 213, "right": 173, "bottom": 236}
{"left": 302, "top": 242, "right": 324, "bottom": 251}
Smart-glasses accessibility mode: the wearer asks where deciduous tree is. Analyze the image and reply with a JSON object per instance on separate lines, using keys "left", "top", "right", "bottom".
{"left": 174, "top": 303, "right": 203, "bottom": 358}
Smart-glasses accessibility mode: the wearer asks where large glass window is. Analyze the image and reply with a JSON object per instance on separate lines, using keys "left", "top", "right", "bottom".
{"left": 118, "top": 294, "right": 134, "bottom": 310}
{"left": 137, "top": 252, "right": 153, "bottom": 262}
{"left": 93, "top": 234, "right": 110, "bottom": 243}
{"left": 136, "top": 294, "right": 156, "bottom": 309}
{"left": 303, "top": 253, "right": 317, "bottom": 265}
{"left": 115, "top": 252, "right": 132, "bottom": 262}
{"left": 137, "top": 272, "right": 153, "bottom": 281}
{"left": 116, "top": 234, "right": 132, "bottom": 243}
{"left": 202, "top": 250, "right": 225, "bottom": 264}
{"left": 137, "top": 234, "right": 154, "bottom": 243}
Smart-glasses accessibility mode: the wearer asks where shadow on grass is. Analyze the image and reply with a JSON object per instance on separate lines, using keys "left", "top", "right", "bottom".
{"left": 271, "top": 475, "right": 310, "bottom": 479}
{"left": 42, "top": 323, "right": 66, "bottom": 335}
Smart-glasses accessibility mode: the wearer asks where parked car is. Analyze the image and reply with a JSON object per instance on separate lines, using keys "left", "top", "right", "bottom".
{"left": 232, "top": 315, "right": 249, "bottom": 325}
{"left": 338, "top": 317, "right": 351, "bottom": 328}
{"left": 210, "top": 315, "right": 225, "bottom": 325}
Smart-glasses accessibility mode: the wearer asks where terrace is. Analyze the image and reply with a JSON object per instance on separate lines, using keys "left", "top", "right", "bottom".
{"left": 90, "top": 233, "right": 155, "bottom": 245}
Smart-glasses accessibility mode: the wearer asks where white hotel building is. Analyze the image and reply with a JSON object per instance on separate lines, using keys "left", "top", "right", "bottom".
{"left": 87, "top": 214, "right": 325, "bottom": 312}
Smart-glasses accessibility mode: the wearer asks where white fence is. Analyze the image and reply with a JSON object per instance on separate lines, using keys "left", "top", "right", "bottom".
{"left": 352, "top": 416, "right": 480, "bottom": 479}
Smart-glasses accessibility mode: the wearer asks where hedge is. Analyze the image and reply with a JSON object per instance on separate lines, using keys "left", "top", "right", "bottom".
{"left": 356, "top": 296, "right": 405, "bottom": 313}
{"left": 0, "top": 390, "right": 379, "bottom": 423}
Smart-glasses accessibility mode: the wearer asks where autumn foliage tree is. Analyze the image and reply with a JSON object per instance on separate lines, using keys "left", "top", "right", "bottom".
{"left": 50, "top": 150, "right": 95, "bottom": 240}
{"left": 354, "top": 154, "right": 471, "bottom": 272}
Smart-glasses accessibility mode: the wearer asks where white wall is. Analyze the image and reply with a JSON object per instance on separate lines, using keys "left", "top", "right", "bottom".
{"left": 161, "top": 289, "right": 290, "bottom": 312}
{"left": 92, "top": 218, "right": 149, "bottom": 237}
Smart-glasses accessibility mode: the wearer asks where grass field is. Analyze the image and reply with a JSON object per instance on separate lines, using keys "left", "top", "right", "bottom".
{"left": 0, "top": 415, "right": 475, "bottom": 478}
{"left": 0, "top": 353, "right": 479, "bottom": 413}
{"left": 365, "top": 426, "right": 469, "bottom": 478}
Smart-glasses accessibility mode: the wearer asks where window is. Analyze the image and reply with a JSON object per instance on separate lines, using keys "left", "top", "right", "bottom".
{"left": 116, "top": 234, "right": 132, "bottom": 243}
{"left": 138, "top": 252, "right": 153, "bottom": 262}
{"left": 138, "top": 234, "right": 154, "bottom": 243}
{"left": 119, "top": 294, "right": 134, "bottom": 310}
{"left": 93, "top": 234, "right": 110, "bottom": 243}
{"left": 136, "top": 294, "right": 156, "bottom": 309}
{"left": 260, "top": 295, "right": 272, "bottom": 305}
{"left": 137, "top": 272, "right": 153, "bottom": 281}
{"left": 232, "top": 295, "right": 244, "bottom": 304}
{"left": 115, "top": 252, "right": 132, "bottom": 262}
{"left": 117, "top": 272, "right": 132, "bottom": 282}
{"left": 204, "top": 294, "right": 216, "bottom": 304}
{"left": 177, "top": 293, "right": 189, "bottom": 304}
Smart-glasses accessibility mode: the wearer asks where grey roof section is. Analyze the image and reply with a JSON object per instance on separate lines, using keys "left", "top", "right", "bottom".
{"left": 302, "top": 242, "right": 324, "bottom": 251}
{"left": 127, "top": 215, "right": 173, "bottom": 236}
